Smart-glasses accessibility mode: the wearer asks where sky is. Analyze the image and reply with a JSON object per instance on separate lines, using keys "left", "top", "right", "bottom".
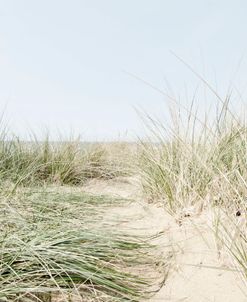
{"left": 0, "top": 0, "right": 247, "bottom": 140}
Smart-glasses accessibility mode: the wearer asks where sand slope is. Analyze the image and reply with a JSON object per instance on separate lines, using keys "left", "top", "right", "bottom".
{"left": 82, "top": 176, "right": 246, "bottom": 302}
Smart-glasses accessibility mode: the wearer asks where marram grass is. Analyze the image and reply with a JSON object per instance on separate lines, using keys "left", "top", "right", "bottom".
{"left": 0, "top": 134, "right": 130, "bottom": 187}
{"left": 138, "top": 99, "right": 247, "bottom": 286}
{"left": 0, "top": 190, "right": 162, "bottom": 301}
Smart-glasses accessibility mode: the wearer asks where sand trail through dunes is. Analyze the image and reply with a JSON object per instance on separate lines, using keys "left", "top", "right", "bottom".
{"left": 82, "top": 176, "right": 247, "bottom": 302}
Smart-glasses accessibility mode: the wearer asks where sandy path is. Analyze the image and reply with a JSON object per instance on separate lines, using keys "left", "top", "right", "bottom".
{"left": 82, "top": 176, "right": 247, "bottom": 302}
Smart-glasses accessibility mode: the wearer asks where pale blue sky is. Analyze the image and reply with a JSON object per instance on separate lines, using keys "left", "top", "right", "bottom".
{"left": 0, "top": 0, "right": 247, "bottom": 140}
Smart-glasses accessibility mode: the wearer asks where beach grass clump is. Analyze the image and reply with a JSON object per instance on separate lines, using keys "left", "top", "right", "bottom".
{"left": 139, "top": 103, "right": 247, "bottom": 214}
{"left": 0, "top": 190, "right": 161, "bottom": 301}
{"left": 139, "top": 137, "right": 212, "bottom": 213}
{"left": 139, "top": 97, "right": 247, "bottom": 286}
{"left": 0, "top": 134, "right": 128, "bottom": 186}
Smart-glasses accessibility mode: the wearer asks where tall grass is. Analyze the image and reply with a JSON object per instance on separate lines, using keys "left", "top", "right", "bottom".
{"left": 139, "top": 105, "right": 247, "bottom": 212}
{"left": 0, "top": 126, "right": 160, "bottom": 301}
{"left": 139, "top": 96, "right": 247, "bottom": 283}
{"left": 0, "top": 190, "right": 161, "bottom": 301}
{"left": 0, "top": 132, "right": 129, "bottom": 187}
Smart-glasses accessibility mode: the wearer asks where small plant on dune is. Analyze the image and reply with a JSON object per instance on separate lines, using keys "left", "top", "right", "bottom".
{"left": 212, "top": 207, "right": 247, "bottom": 285}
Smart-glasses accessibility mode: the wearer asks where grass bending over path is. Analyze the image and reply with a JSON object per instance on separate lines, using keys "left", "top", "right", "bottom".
{"left": 0, "top": 191, "right": 161, "bottom": 301}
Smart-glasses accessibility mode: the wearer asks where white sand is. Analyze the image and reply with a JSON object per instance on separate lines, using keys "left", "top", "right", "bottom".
{"left": 82, "top": 176, "right": 246, "bottom": 302}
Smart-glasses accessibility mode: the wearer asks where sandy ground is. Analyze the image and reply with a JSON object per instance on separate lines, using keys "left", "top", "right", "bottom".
{"left": 82, "top": 176, "right": 247, "bottom": 302}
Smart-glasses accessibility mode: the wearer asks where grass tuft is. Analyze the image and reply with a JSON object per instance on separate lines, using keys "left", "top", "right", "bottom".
{"left": 138, "top": 96, "right": 247, "bottom": 286}
{"left": 0, "top": 190, "right": 161, "bottom": 301}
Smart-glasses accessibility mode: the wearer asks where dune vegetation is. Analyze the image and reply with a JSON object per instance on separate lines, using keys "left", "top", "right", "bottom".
{"left": 0, "top": 129, "right": 161, "bottom": 301}
{"left": 0, "top": 95, "right": 247, "bottom": 301}
{"left": 0, "top": 189, "right": 160, "bottom": 301}
{"left": 139, "top": 97, "right": 247, "bottom": 287}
